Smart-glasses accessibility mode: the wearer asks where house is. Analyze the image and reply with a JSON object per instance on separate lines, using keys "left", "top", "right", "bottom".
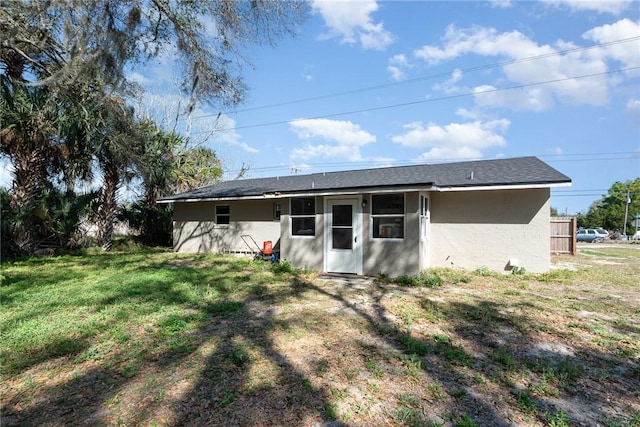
{"left": 158, "top": 156, "right": 571, "bottom": 276}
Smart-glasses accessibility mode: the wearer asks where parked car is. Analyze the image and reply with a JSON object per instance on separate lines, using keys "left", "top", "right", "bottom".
{"left": 577, "top": 228, "right": 608, "bottom": 242}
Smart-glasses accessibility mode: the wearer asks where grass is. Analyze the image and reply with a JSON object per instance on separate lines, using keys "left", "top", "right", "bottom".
{"left": 1, "top": 246, "right": 639, "bottom": 426}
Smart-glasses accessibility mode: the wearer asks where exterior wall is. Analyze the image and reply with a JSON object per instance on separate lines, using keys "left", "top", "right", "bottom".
{"left": 173, "top": 200, "right": 281, "bottom": 254}
{"left": 171, "top": 187, "right": 551, "bottom": 275}
{"left": 362, "top": 192, "right": 420, "bottom": 277}
{"left": 429, "top": 188, "right": 551, "bottom": 273}
{"left": 279, "top": 196, "right": 324, "bottom": 271}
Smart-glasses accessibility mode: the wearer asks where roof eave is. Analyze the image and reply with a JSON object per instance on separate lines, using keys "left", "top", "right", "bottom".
{"left": 157, "top": 181, "right": 571, "bottom": 203}
{"left": 436, "top": 181, "right": 572, "bottom": 192}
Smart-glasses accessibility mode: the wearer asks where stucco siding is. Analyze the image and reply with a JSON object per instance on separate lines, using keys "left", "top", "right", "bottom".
{"left": 173, "top": 200, "right": 281, "bottom": 254}
{"left": 430, "top": 188, "right": 550, "bottom": 273}
{"left": 279, "top": 197, "right": 324, "bottom": 271}
{"left": 362, "top": 192, "right": 420, "bottom": 277}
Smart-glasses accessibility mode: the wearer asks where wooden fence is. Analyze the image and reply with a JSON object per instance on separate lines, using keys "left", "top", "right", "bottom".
{"left": 550, "top": 216, "right": 576, "bottom": 255}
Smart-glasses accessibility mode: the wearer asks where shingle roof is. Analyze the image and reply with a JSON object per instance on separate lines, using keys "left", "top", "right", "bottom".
{"left": 158, "top": 156, "right": 571, "bottom": 202}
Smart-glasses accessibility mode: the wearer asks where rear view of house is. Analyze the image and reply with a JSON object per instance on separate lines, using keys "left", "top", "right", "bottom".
{"left": 158, "top": 156, "right": 571, "bottom": 276}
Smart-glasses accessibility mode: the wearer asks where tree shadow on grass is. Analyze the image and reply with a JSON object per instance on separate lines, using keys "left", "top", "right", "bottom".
{"left": 286, "top": 279, "right": 639, "bottom": 426}
{"left": 3, "top": 257, "right": 638, "bottom": 426}
{"left": 1, "top": 262, "right": 343, "bottom": 426}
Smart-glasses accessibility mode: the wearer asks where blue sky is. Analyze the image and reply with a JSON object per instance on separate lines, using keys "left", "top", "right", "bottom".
{"left": 4, "top": 0, "right": 638, "bottom": 215}
{"left": 175, "top": 0, "right": 638, "bottom": 216}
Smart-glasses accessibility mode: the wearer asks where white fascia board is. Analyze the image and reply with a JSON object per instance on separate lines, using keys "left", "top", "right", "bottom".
{"left": 281, "top": 185, "right": 437, "bottom": 198}
{"left": 435, "top": 182, "right": 572, "bottom": 192}
{"left": 157, "top": 195, "right": 269, "bottom": 204}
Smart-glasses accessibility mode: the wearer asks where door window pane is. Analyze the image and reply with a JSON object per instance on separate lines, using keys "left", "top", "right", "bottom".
{"left": 332, "top": 205, "right": 352, "bottom": 227}
{"left": 332, "top": 228, "right": 353, "bottom": 250}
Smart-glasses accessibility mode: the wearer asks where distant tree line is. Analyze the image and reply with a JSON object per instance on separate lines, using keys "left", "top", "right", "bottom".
{"left": 553, "top": 178, "right": 640, "bottom": 234}
{"left": 576, "top": 179, "right": 640, "bottom": 235}
{"left": 0, "top": 0, "right": 307, "bottom": 258}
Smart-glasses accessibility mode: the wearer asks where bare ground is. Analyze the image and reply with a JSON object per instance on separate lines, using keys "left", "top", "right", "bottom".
{"left": 1, "top": 247, "right": 639, "bottom": 426}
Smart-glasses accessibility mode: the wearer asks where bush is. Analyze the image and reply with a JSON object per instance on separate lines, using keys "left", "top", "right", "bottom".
{"left": 418, "top": 273, "right": 444, "bottom": 287}
{"left": 119, "top": 202, "right": 173, "bottom": 247}
{"left": 271, "top": 259, "right": 296, "bottom": 274}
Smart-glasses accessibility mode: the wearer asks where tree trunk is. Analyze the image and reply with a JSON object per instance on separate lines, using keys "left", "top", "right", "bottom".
{"left": 9, "top": 148, "right": 49, "bottom": 254}
{"left": 95, "top": 164, "right": 119, "bottom": 251}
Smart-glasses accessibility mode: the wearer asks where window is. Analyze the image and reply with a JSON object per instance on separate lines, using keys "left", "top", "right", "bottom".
{"left": 291, "top": 197, "right": 315, "bottom": 236}
{"left": 420, "top": 194, "right": 429, "bottom": 240}
{"left": 371, "top": 194, "right": 404, "bottom": 239}
{"left": 215, "top": 205, "right": 230, "bottom": 225}
{"left": 274, "top": 203, "right": 282, "bottom": 220}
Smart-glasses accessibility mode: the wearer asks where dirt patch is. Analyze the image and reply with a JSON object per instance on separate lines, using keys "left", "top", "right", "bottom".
{"left": 1, "top": 249, "right": 639, "bottom": 426}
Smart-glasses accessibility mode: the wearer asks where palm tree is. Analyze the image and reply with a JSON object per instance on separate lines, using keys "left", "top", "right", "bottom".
{"left": 0, "top": 76, "right": 60, "bottom": 253}
{"left": 90, "top": 96, "right": 140, "bottom": 250}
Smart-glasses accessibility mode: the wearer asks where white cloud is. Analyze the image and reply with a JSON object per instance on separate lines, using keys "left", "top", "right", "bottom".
{"left": 543, "top": 0, "right": 634, "bottom": 14}
{"left": 301, "top": 64, "right": 315, "bottom": 81}
{"left": 626, "top": 99, "right": 640, "bottom": 124}
{"left": 413, "top": 21, "right": 640, "bottom": 111}
{"left": 128, "top": 72, "right": 153, "bottom": 87}
{"left": 289, "top": 118, "right": 376, "bottom": 161}
{"left": 369, "top": 157, "right": 396, "bottom": 168}
{"left": 391, "top": 119, "right": 510, "bottom": 161}
{"left": 547, "top": 146, "right": 564, "bottom": 156}
{"left": 582, "top": 19, "right": 640, "bottom": 68}
{"left": 211, "top": 115, "right": 259, "bottom": 154}
{"left": 432, "top": 69, "right": 465, "bottom": 95}
{"left": 472, "top": 84, "right": 557, "bottom": 111}
{"left": 490, "top": 0, "right": 513, "bottom": 8}
{"left": 387, "top": 54, "right": 412, "bottom": 81}
{"left": 312, "top": 0, "right": 395, "bottom": 50}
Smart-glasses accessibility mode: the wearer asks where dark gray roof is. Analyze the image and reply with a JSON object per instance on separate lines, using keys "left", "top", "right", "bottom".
{"left": 159, "top": 156, "right": 571, "bottom": 202}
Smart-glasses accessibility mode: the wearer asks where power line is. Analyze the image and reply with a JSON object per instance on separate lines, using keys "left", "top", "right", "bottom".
{"left": 192, "top": 66, "right": 640, "bottom": 135}
{"left": 190, "top": 36, "right": 640, "bottom": 120}
{"left": 222, "top": 151, "right": 638, "bottom": 175}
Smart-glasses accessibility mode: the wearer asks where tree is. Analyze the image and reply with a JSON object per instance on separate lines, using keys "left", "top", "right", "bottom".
{"left": 1, "top": 0, "right": 308, "bottom": 107}
{"left": 1, "top": 0, "right": 307, "bottom": 253}
{"left": 121, "top": 121, "right": 223, "bottom": 247}
{"left": 0, "top": 77, "right": 60, "bottom": 253}
{"left": 578, "top": 178, "right": 640, "bottom": 232}
{"left": 90, "top": 97, "right": 140, "bottom": 250}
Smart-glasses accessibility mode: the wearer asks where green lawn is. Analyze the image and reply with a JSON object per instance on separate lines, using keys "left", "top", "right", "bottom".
{"left": 1, "top": 247, "right": 639, "bottom": 426}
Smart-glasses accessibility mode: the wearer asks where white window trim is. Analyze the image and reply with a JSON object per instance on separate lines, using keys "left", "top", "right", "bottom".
{"left": 273, "top": 202, "right": 282, "bottom": 221}
{"left": 290, "top": 197, "right": 316, "bottom": 238}
{"left": 370, "top": 193, "right": 406, "bottom": 241}
{"left": 215, "top": 204, "right": 230, "bottom": 226}
{"left": 420, "top": 193, "right": 430, "bottom": 241}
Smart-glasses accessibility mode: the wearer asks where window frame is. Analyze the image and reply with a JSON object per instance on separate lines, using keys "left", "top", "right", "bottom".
{"left": 273, "top": 202, "right": 282, "bottom": 221}
{"left": 215, "top": 204, "right": 230, "bottom": 225}
{"left": 370, "top": 193, "right": 405, "bottom": 240}
{"left": 290, "top": 197, "right": 316, "bottom": 238}
{"left": 420, "top": 194, "right": 429, "bottom": 240}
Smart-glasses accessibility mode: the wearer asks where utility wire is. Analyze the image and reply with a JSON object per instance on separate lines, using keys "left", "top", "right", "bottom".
{"left": 222, "top": 151, "right": 639, "bottom": 175}
{"left": 189, "top": 36, "right": 640, "bottom": 120}
{"left": 192, "top": 66, "right": 640, "bottom": 134}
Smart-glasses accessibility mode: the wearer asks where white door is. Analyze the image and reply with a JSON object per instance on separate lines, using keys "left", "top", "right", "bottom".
{"left": 325, "top": 199, "right": 362, "bottom": 274}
